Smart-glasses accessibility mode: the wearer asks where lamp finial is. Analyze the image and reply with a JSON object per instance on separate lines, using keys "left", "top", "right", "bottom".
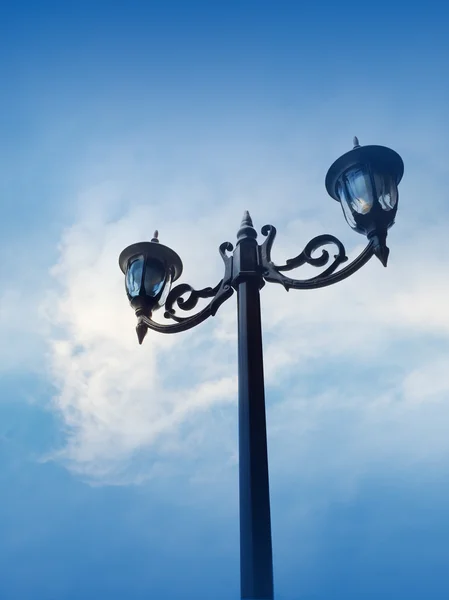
{"left": 136, "top": 317, "right": 149, "bottom": 345}
{"left": 370, "top": 231, "right": 390, "bottom": 267}
{"left": 237, "top": 210, "right": 257, "bottom": 242}
{"left": 241, "top": 210, "right": 253, "bottom": 227}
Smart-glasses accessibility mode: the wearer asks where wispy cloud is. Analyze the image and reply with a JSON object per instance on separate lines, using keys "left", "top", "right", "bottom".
{"left": 39, "top": 134, "right": 449, "bottom": 490}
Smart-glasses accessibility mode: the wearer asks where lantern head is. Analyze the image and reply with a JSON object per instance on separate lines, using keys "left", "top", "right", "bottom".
{"left": 325, "top": 138, "right": 404, "bottom": 266}
{"left": 119, "top": 231, "right": 183, "bottom": 343}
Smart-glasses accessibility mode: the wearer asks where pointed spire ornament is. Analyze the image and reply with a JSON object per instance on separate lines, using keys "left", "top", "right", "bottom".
{"left": 371, "top": 233, "right": 390, "bottom": 267}
{"left": 136, "top": 318, "right": 149, "bottom": 345}
{"left": 241, "top": 210, "right": 253, "bottom": 227}
{"left": 237, "top": 210, "right": 257, "bottom": 242}
{"left": 353, "top": 136, "right": 360, "bottom": 148}
{"left": 373, "top": 243, "right": 389, "bottom": 267}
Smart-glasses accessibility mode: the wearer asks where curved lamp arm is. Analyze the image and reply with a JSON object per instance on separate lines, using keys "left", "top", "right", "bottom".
{"left": 259, "top": 224, "right": 375, "bottom": 291}
{"left": 139, "top": 241, "right": 234, "bottom": 335}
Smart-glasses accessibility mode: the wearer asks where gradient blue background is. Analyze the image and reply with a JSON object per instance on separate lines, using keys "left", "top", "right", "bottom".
{"left": 1, "top": 1, "right": 449, "bottom": 599}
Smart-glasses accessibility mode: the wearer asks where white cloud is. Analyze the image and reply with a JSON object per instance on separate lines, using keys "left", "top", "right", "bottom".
{"left": 42, "top": 180, "right": 449, "bottom": 487}
{"left": 41, "top": 185, "right": 243, "bottom": 482}
{"left": 0, "top": 118, "right": 440, "bottom": 488}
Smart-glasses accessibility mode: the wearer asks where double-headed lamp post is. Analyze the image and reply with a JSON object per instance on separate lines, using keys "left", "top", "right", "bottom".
{"left": 118, "top": 139, "right": 404, "bottom": 600}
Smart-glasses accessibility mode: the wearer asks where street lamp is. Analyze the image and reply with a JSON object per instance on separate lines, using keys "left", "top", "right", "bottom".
{"left": 118, "top": 139, "right": 404, "bottom": 600}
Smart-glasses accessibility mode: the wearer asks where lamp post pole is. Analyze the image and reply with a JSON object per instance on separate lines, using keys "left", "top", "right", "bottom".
{"left": 118, "top": 139, "right": 404, "bottom": 600}
{"left": 234, "top": 213, "right": 273, "bottom": 599}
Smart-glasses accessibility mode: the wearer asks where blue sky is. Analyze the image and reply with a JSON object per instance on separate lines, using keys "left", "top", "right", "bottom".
{"left": 1, "top": 1, "right": 449, "bottom": 598}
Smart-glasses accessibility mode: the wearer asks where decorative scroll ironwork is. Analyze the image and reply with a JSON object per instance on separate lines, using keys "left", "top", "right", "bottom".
{"left": 131, "top": 219, "right": 378, "bottom": 339}
{"left": 259, "top": 224, "right": 375, "bottom": 290}
{"left": 140, "top": 241, "right": 234, "bottom": 334}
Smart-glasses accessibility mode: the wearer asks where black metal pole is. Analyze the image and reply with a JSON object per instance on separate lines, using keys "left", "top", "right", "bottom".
{"left": 234, "top": 212, "right": 274, "bottom": 600}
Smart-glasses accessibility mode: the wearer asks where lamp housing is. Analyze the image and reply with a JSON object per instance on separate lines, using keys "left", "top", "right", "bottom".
{"left": 325, "top": 139, "right": 404, "bottom": 265}
{"left": 119, "top": 233, "right": 183, "bottom": 318}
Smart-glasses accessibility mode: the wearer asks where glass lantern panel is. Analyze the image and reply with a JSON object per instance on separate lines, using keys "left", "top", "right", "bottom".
{"left": 126, "top": 256, "right": 144, "bottom": 298}
{"left": 158, "top": 269, "right": 173, "bottom": 307}
{"left": 373, "top": 172, "right": 398, "bottom": 211}
{"left": 336, "top": 179, "right": 357, "bottom": 229}
{"left": 143, "top": 259, "right": 166, "bottom": 297}
{"left": 344, "top": 166, "right": 374, "bottom": 215}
